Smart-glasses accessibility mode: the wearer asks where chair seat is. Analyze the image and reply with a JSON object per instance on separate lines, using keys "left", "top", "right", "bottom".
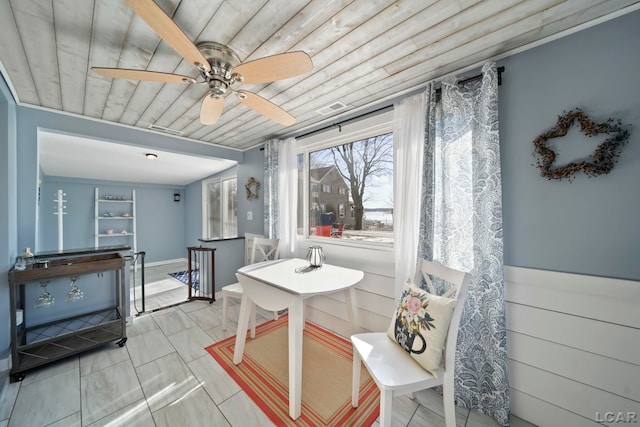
{"left": 352, "top": 332, "right": 442, "bottom": 391}
{"left": 222, "top": 282, "right": 243, "bottom": 295}
{"left": 221, "top": 281, "right": 279, "bottom": 336}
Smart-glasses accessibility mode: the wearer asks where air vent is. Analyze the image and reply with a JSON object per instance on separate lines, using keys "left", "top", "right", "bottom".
{"left": 316, "top": 101, "right": 348, "bottom": 116}
{"left": 147, "top": 124, "right": 184, "bottom": 136}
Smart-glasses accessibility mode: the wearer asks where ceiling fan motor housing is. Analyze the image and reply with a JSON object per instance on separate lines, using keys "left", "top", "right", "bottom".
{"left": 197, "top": 41, "right": 243, "bottom": 96}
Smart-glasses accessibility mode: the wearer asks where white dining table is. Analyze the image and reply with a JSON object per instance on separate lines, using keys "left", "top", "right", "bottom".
{"left": 232, "top": 257, "right": 364, "bottom": 420}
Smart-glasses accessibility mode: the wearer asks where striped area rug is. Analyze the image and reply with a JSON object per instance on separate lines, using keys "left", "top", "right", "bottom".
{"left": 206, "top": 315, "right": 380, "bottom": 426}
{"left": 167, "top": 269, "right": 199, "bottom": 290}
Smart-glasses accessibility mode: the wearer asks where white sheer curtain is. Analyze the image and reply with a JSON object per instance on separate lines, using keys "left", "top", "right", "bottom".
{"left": 392, "top": 90, "right": 427, "bottom": 299}
{"left": 277, "top": 138, "right": 298, "bottom": 256}
{"left": 263, "top": 139, "right": 279, "bottom": 239}
{"left": 264, "top": 137, "right": 297, "bottom": 256}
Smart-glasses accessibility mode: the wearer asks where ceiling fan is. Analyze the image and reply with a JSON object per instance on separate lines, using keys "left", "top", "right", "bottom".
{"left": 92, "top": 0, "right": 313, "bottom": 126}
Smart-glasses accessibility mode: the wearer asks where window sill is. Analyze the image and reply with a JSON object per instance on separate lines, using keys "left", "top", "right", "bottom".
{"left": 198, "top": 236, "right": 243, "bottom": 243}
{"left": 300, "top": 235, "right": 394, "bottom": 252}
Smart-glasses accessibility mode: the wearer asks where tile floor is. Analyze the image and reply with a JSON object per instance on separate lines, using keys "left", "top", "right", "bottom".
{"left": 129, "top": 260, "right": 191, "bottom": 315}
{"left": 1, "top": 264, "right": 537, "bottom": 427}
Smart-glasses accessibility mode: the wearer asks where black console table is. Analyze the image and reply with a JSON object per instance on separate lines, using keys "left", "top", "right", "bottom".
{"left": 8, "top": 249, "right": 127, "bottom": 381}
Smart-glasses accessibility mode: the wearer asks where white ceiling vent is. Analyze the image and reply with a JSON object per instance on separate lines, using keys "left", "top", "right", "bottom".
{"left": 316, "top": 101, "right": 348, "bottom": 116}
{"left": 147, "top": 124, "right": 184, "bottom": 136}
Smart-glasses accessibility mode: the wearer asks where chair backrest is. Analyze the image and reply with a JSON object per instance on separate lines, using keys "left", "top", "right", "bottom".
{"left": 244, "top": 233, "right": 264, "bottom": 265}
{"left": 413, "top": 258, "right": 471, "bottom": 372}
{"left": 251, "top": 237, "right": 280, "bottom": 263}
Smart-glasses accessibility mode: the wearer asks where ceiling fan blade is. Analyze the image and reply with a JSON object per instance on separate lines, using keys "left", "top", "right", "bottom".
{"left": 236, "top": 90, "right": 295, "bottom": 126}
{"left": 91, "top": 67, "right": 196, "bottom": 84}
{"left": 200, "top": 93, "right": 225, "bottom": 125}
{"left": 125, "top": 0, "right": 211, "bottom": 71}
{"left": 233, "top": 51, "right": 312, "bottom": 85}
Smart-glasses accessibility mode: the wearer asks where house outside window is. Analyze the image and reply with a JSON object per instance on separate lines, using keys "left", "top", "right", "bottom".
{"left": 202, "top": 175, "right": 238, "bottom": 239}
{"left": 297, "top": 111, "right": 394, "bottom": 245}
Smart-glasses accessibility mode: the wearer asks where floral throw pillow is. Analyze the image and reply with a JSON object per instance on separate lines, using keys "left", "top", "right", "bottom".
{"left": 387, "top": 282, "right": 457, "bottom": 377}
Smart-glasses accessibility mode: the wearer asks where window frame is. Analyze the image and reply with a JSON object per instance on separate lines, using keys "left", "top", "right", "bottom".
{"left": 296, "top": 109, "right": 394, "bottom": 249}
{"left": 201, "top": 172, "right": 238, "bottom": 239}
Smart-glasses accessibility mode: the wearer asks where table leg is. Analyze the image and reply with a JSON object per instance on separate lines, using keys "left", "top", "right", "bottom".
{"left": 344, "top": 287, "right": 360, "bottom": 335}
{"left": 288, "top": 298, "right": 304, "bottom": 419}
{"left": 233, "top": 293, "right": 254, "bottom": 365}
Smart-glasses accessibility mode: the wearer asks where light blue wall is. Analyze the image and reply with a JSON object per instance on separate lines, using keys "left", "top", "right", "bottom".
{"left": 0, "top": 74, "right": 18, "bottom": 359}
{"left": 15, "top": 106, "right": 243, "bottom": 254}
{"left": 181, "top": 145, "right": 264, "bottom": 289}
{"left": 498, "top": 10, "right": 640, "bottom": 280}
{"left": 184, "top": 166, "right": 248, "bottom": 289}
{"left": 183, "top": 145, "right": 263, "bottom": 246}
{"left": 184, "top": 179, "right": 203, "bottom": 246}
{"left": 237, "top": 146, "right": 265, "bottom": 236}
{"left": 40, "top": 177, "right": 186, "bottom": 263}
{"left": 196, "top": 238, "right": 246, "bottom": 291}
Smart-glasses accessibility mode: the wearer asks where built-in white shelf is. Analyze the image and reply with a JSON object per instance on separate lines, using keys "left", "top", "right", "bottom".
{"left": 96, "top": 217, "right": 135, "bottom": 220}
{"left": 94, "top": 188, "right": 137, "bottom": 253}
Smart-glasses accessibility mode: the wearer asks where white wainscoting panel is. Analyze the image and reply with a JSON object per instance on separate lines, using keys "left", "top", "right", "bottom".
{"left": 504, "top": 266, "right": 640, "bottom": 427}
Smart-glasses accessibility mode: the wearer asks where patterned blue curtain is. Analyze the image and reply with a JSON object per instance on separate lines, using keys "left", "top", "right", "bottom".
{"left": 418, "top": 62, "right": 510, "bottom": 426}
{"left": 263, "top": 139, "right": 279, "bottom": 238}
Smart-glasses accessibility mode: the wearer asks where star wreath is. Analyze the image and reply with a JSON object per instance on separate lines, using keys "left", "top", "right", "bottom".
{"left": 532, "top": 109, "right": 630, "bottom": 181}
{"left": 244, "top": 177, "right": 260, "bottom": 200}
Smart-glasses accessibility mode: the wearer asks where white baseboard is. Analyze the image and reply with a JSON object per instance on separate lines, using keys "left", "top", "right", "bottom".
{"left": 130, "top": 257, "right": 187, "bottom": 269}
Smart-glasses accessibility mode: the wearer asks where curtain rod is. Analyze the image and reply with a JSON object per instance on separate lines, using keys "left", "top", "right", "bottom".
{"left": 261, "top": 66, "right": 505, "bottom": 146}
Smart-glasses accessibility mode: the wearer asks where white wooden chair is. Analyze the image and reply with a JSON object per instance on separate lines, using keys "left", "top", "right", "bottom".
{"left": 351, "top": 259, "right": 471, "bottom": 427}
{"left": 243, "top": 233, "right": 263, "bottom": 265}
{"left": 221, "top": 237, "right": 280, "bottom": 337}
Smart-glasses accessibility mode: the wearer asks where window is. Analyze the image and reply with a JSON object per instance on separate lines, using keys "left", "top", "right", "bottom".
{"left": 297, "top": 110, "right": 394, "bottom": 244}
{"left": 202, "top": 175, "right": 237, "bottom": 239}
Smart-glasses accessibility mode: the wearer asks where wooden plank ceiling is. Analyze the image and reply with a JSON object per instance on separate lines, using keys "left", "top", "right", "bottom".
{"left": 1, "top": 0, "right": 638, "bottom": 151}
